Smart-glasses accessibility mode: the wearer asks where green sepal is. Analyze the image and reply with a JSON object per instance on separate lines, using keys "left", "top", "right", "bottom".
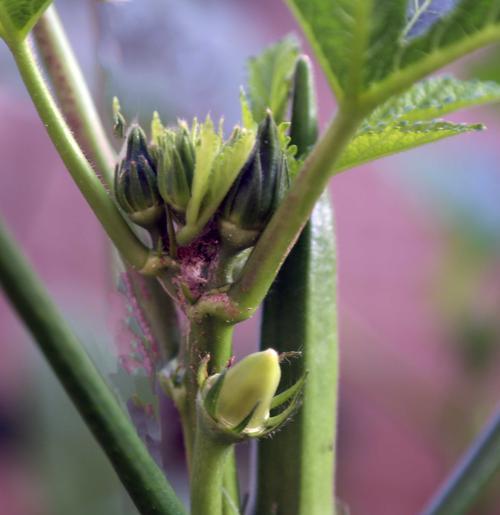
{"left": 197, "top": 353, "right": 211, "bottom": 388}
{"left": 262, "top": 390, "right": 302, "bottom": 436}
{"left": 240, "top": 88, "right": 257, "bottom": 130}
{"left": 151, "top": 111, "right": 165, "bottom": 146}
{"left": 203, "top": 369, "right": 227, "bottom": 420}
{"left": 230, "top": 402, "right": 260, "bottom": 434}
{"left": 270, "top": 371, "right": 307, "bottom": 409}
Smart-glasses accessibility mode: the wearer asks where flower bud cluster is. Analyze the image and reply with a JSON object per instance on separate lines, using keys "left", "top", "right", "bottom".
{"left": 113, "top": 104, "right": 292, "bottom": 252}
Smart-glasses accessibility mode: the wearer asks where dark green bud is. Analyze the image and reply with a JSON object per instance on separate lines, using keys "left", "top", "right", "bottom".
{"left": 157, "top": 125, "right": 196, "bottom": 215}
{"left": 220, "top": 111, "right": 289, "bottom": 248}
{"left": 114, "top": 126, "right": 163, "bottom": 228}
{"left": 125, "top": 125, "right": 155, "bottom": 168}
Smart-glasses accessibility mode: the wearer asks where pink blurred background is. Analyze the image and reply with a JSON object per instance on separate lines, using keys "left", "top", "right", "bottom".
{"left": 1, "top": 1, "right": 499, "bottom": 514}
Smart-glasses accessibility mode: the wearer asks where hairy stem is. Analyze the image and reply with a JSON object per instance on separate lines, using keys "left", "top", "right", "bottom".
{"left": 191, "top": 419, "right": 232, "bottom": 515}
{"left": 33, "top": 5, "right": 116, "bottom": 186}
{"left": 0, "top": 221, "right": 185, "bottom": 515}
{"left": 184, "top": 317, "right": 239, "bottom": 511}
{"left": 8, "top": 38, "right": 150, "bottom": 270}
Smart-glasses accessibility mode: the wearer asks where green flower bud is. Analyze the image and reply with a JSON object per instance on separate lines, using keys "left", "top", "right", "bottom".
{"left": 211, "top": 348, "right": 281, "bottom": 434}
{"left": 220, "top": 111, "right": 290, "bottom": 248}
{"left": 157, "top": 124, "right": 196, "bottom": 216}
{"left": 114, "top": 125, "right": 163, "bottom": 228}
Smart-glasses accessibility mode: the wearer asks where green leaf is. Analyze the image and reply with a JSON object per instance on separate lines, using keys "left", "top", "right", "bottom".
{"left": 367, "top": 75, "right": 500, "bottom": 124}
{"left": 366, "top": 0, "right": 500, "bottom": 106}
{"left": 285, "top": 0, "right": 407, "bottom": 99}
{"left": 333, "top": 75, "right": 500, "bottom": 172}
{"left": 400, "top": 1, "right": 500, "bottom": 69}
{"left": 336, "top": 120, "right": 484, "bottom": 173}
{"left": 0, "top": 0, "right": 52, "bottom": 41}
{"left": 287, "top": 0, "right": 500, "bottom": 108}
{"left": 247, "top": 35, "right": 300, "bottom": 123}
{"left": 402, "top": 1, "right": 455, "bottom": 40}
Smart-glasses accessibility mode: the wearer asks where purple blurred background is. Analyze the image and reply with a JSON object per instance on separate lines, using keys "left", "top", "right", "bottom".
{"left": 1, "top": 1, "right": 499, "bottom": 514}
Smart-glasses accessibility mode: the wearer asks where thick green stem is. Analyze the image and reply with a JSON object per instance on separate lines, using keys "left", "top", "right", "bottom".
{"left": 228, "top": 106, "right": 363, "bottom": 316}
{"left": 0, "top": 221, "right": 185, "bottom": 515}
{"left": 8, "top": 38, "right": 150, "bottom": 270}
{"left": 33, "top": 6, "right": 116, "bottom": 187}
{"left": 256, "top": 195, "right": 338, "bottom": 515}
{"left": 184, "top": 317, "right": 240, "bottom": 512}
{"left": 256, "top": 56, "right": 338, "bottom": 515}
{"left": 184, "top": 317, "right": 233, "bottom": 459}
{"left": 191, "top": 419, "right": 232, "bottom": 515}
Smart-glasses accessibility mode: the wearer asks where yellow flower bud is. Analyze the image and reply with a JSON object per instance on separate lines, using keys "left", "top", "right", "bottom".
{"left": 214, "top": 348, "right": 281, "bottom": 433}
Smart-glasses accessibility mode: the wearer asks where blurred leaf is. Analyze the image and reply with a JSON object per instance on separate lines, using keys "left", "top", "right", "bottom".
{"left": 0, "top": 0, "right": 52, "bottom": 41}
{"left": 247, "top": 35, "right": 300, "bottom": 123}
{"left": 367, "top": 76, "right": 500, "bottom": 123}
{"left": 336, "top": 120, "right": 484, "bottom": 173}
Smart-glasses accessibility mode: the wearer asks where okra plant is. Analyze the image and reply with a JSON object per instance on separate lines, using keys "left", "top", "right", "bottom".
{"left": 1, "top": 1, "right": 500, "bottom": 514}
